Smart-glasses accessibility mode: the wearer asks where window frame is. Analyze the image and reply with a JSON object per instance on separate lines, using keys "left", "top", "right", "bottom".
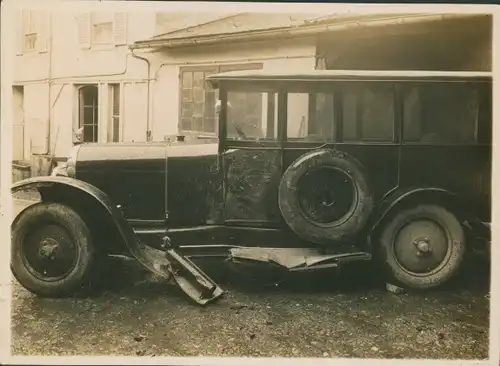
{"left": 108, "top": 83, "right": 121, "bottom": 143}
{"left": 22, "top": 11, "right": 38, "bottom": 53}
{"left": 336, "top": 81, "right": 397, "bottom": 145}
{"left": 178, "top": 63, "right": 263, "bottom": 136}
{"left": 400, "top": 81, "right": 482, "bottom": 146}
{"left": 77, "top": 84, "right": 100, "bottom": 144}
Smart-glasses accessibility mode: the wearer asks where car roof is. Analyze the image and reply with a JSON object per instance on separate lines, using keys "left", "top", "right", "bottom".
{"left": 206, "top": 69, "right": 492, "bottom": 87}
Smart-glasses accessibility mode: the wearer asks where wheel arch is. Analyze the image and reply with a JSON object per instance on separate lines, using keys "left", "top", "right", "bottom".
{"left": 11, "top": 177, "right": 164, "bottom": 276}
{"left": 367, "top": 187, "right": 464, "bottom": 243}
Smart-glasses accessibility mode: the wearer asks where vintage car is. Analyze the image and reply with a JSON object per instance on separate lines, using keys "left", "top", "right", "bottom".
{"left": 11, "top": 69, "right": 492, "bottom": 305}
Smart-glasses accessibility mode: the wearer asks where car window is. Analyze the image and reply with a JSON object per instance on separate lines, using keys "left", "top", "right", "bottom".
{"left": 286, "top": 92, "right": 335, "bottom": 142}
{"left": 226, "top": 91, "right": 278, "bottom": 141}
{"left": 341, "top": 83, "right": 395, "bottom": 142}
{"left": 403, "top": 82, "right": 479, "bottom": 144}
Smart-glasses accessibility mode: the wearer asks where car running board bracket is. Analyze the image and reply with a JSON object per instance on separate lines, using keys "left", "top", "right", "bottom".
{"left": 162, "top": 236, "right": 224, "bottom": 306}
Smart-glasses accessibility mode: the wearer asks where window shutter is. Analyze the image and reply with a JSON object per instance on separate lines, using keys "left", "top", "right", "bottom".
{"left": 16, "top": 11, "right": 23, "bottom": 55}
{"left": 77, "top": 12, "right": 91, "bottom": 49}
{"left": 37, "top": 11, "right": 49, "bottom": 53}
{"left": 113, "top": 12, "right": 127, "bottom": 46}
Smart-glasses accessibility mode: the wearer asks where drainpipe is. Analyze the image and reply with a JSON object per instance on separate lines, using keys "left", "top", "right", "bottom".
{"left": 131, "top": 49, "right": 151, "bottom": 141}
{"left": 46, "top": 11, "right": 53, "bottom": 155}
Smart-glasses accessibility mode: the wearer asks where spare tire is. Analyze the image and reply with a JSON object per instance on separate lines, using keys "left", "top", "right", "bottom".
{"left": 278, "top": 149, "right": 374, "bottom": 245}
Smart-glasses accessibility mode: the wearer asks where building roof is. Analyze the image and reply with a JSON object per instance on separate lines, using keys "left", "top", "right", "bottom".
{"left": 206, "top": 69, "right": 493, "bottom": 87}
{"left": 131, "top": 12, "right": 485, "bottom": 50}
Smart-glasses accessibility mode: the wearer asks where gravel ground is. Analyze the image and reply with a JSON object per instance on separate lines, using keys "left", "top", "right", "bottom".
{"left": 10, "top": 197, "right": 491, "bottom": 359}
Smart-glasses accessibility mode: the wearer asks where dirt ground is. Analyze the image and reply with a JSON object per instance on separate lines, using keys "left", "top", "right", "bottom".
{"left": 10, "top": 197, "right": 491, "bottom": 359}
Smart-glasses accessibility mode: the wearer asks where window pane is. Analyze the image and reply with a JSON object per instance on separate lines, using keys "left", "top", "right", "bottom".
{"left": 287, "top": 93, "right": 309, "bottom": 139}
{"left": 112, "top": 84, "right": 120, "bottom": 115}
{"left": 287, "top": 93, "right": 334, "bottom": 141}
{"left": 83, "top": 106, "right": 95, "bottom": 125}
{"left": 181, "top": 103, "right": 193, "bottom": 118}
{"left": 204, "top": 117, "right": 217, "bottom": 133}
{"left": 182, "top": 72, "right": 193, "bottom": 89}
{"left": 193, "top": 88, "right": 204, "bottom": 103}
{"left": 403, "top": 83, "right": 479, "bottom": 144}
{"left": 81, "top": 86, "right": 98, "bottom": 103}
{"left": 227, "top": 91, "right": 265, "bottom": 141}
{"left": 192, "top": 116, "right": 203, "bottom": 131}
{"left": 204, "top": 92, "right": 216, "bottom": 118}
{"left": 181, "top": 117, "right": 192, "bottom": 130}
{"left": 83, "top": 125, "right": 94, "bottom": 142}
{"left": 341, "top": 84, "right": 394, "bottom": 142}
{"left": 194, "top": 102, "right": 203, "bottom": 116}
{"left": 112, "top": 116, "right": 119, "bottom": 142}
{"left": 181, "top": 89, "right": 192, "bottom": 103}
{"left": 193, "top": 72, "right": 204, "bottom": 87}
{"left": 360, "top": 85, "right": 394, "bottom": 141}
{"left": 342, "top": 92, "right": 358, "bottom": 141}
{"left": 315, "top": 93, "right": 335, "bottom": 139}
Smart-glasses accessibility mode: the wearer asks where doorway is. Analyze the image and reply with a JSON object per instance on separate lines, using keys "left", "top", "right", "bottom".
{"left": 12, "top": 86, "right": 25, "bottom": 162}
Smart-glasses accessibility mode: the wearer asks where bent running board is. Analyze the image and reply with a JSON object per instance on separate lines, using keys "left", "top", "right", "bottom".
{"left": 165, "top": 248, "right": 224, "bottom": 305}
{"left": 160, "top": 236, "right": 224, "bottom": 306}
{"left": 228, "top": 247, "right": 371, "bottom": 271}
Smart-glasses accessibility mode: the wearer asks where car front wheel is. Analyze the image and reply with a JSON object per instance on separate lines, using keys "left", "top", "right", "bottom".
{"left": 11, "top": 202, "right": 96, "bottom": 297}
{"left": 378, "top": 204, "right": 466, "bottom": 290}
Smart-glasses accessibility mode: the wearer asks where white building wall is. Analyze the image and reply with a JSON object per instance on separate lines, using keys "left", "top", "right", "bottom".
{"left": 148, "top": 37, "right": 317, "bottom": 141}
{"left": 14, "top": 8, "right": 318, "bottom": 160}
{"left": 13, "top": 8, "right": 158, "bottom": 159}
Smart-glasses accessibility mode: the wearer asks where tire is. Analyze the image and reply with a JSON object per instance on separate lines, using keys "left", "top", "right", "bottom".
{"left": 11, "top": 202, "right": 96, "bottom": 297}
{"left": 378, "top": 204, "right": 466, "bottom": 290}
{"left": 278, "top": 149, "right": 374, "bottom": 245}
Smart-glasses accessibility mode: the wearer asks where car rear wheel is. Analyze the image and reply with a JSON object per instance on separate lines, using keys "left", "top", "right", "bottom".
{"left": 11, "top": 202, "right": 96, "bottom": 297}
{"left": 379, "top": 204, "right": 466, "bottom": 289}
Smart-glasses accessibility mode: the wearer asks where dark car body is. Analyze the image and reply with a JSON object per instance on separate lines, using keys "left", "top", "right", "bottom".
{"left": 12, "top": 69, "right": 492, "bottom": 304}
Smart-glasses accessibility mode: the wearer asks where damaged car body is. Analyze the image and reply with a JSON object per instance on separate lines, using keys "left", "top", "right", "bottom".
{"left": 11, "top": 70, "right": 492, "bottom": 305}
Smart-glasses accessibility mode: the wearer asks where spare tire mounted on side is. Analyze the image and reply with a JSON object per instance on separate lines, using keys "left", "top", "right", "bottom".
{"left": 279, "top": 149, "right": 374, "bottom": 245}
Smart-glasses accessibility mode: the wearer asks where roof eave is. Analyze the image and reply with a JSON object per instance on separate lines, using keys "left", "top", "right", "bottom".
{"left": 130, "top": 13, "right": 486, "bottom": 51}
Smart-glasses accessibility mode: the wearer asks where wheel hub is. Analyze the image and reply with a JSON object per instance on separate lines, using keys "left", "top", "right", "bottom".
{"left": 393, "top": 219, "right": 449, "bottom": 274}
{"left": 39, "top": 238, "right": 59, "bottom": 258}
{"left": 414, "top": 238, "right": 432, "bottom": 255}
{"left": 22, "top": 224, "right": 78, "bottom": 281}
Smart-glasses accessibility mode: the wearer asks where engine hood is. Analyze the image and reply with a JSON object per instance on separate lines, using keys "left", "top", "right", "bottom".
{"left": 73, "top": 140, "right": 218, "bottom": 167}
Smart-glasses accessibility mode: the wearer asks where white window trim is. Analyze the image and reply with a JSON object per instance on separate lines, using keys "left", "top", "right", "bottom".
{"left": 74, "top": 83, "right": 100, "bottom": 144}
{"left": 22, "top": 11, "right": 38, "bottom": 53}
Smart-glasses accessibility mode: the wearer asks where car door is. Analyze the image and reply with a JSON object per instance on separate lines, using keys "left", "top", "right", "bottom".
{"left": 222, "top": 90, "right": 283, "bottom": 227}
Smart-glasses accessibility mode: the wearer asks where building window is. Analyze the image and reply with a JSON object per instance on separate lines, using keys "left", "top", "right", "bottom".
{"left": 22, "top": 11, "right": 38, "bottom": 52}
{"left": 179, "top": 63, "right": 263, "bottom": 134}
{"left": 403, "top": 83, "right": 479, "bottom": 144}
{"left": 109, "top": 84, "right": 121, "bottom": 142}
{"left": 92, "top": 12, "right": 113, "bottom": 45}
{"left": 78, "top": 85, "right": 99, "bottom": 143}
{"left": 341, "top": 83, "right": 395, "bottom": 142}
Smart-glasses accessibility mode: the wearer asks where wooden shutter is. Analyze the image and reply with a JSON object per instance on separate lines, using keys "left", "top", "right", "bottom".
{"left": 37, "top": 11, "right": 49, "bottom": 53}
{"left": 77, "top": 12, "right": 91, "bottom": 49}
{"left": 16, "top": 11, "right": 24, "bottom": 55}
{"left": 113, "top": 12, "right": 127, "bottom": 46}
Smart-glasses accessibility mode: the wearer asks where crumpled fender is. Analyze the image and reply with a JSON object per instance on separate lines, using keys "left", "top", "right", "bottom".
{"left": 11, "top": 176, "right": 172, "bottom": 280}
